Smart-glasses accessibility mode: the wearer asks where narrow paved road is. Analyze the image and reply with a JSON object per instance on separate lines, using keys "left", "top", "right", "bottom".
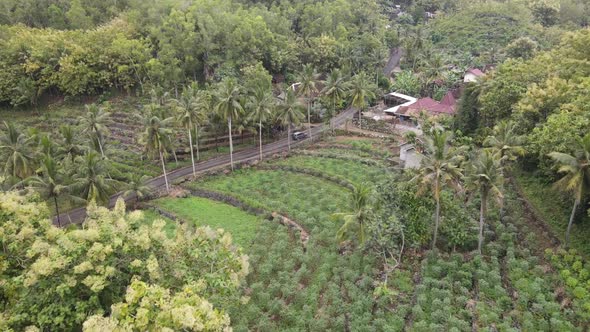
{"left": 54, "top": 107, "right": 356, "bottom": 226}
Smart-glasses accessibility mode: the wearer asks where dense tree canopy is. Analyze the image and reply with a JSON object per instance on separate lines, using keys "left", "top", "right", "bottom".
{"left": 0, "top": 191, "right": 248, "bottom": 331}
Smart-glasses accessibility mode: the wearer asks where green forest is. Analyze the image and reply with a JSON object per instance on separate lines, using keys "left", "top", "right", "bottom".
{"left": 1, "top": 0, "right": 590, "bottom": 330}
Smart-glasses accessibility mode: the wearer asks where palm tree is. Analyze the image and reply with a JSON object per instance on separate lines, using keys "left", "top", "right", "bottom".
{"left": 467, "top": 150, "right": 504, "bottom": 254}
{"left": 331, "top": 184, "right": 373, "bottom": 245}
{"left": 173, "top": 85, "right": 206, "bottom": 177}
{"left": 140, "top": 104, "right": 175, "bottom": 191}
{"left": 484, "top": 120, "right": 526, "bottom": 168}
{"left": 192, "top": 90, "right": 210, "bottom": 161}
{"left": 413, "top": 128, "right": 464, "bottom": 249}
{"left": 0, "top": 121, "right": 34, "bottom": 181}
{"left": 247, "top": 87, "right": 275, "bottom": 161}
{"left": 57, "top": 125, "right": 85, "bottom": 162}
{"left": 122, "top": 173, "right": 152, "bottom": 209}
{"left": 349, "top": 73, "right": 376, "bottom": 130}
{"left": 215, "top": 78, "right": 243, "bottom": 171}
{"left": 70, "top": 151, "right": 117, "bottom": 204}
{"left": 321, "top": 69, "right": 349, "bottom": 130}
{"left": 24, "top": 156, "right": 69, "bottom": 226}
{"left": 297, "top": 64, "right": 321, "bottom": 139}
{"left": 78, "top": 104, "right": 110, "bottom": 159}
{"left": 548, "top": 134, "right": 590, "bottom": 247}
{"left": 277, "top": 89, "right": 305, "bottom": 151}
{"left": 484, "top": 120, "right": 526, "bottom": 217}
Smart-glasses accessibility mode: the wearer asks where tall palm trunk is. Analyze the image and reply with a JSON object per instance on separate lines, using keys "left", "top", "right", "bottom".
{"left": 188, "top": 119, "right": 196, "bottom": 177}
{"left": 358, "top": 108, "right": 362, "bottom": 130}
{"left": 195, "top": 125, "right": 200, "bottom": 160}
{"left": 97, "top": 133, "right": 105, "bottom": 158}
{"left": 160, "top": 149, "right": 169, "bottom": 191}
{"left": 307, "top": 97, "right": 312, "bottom": 139}
{"left": 259, "top": 119, "right": 263, "bottom": 161}
{"left": 287, "top": 123, "right": 292, "bottom": 151}
{"left": 54, "top": 196, "right": 61, "bottom": 227}
{"left": 228, "top": 117, "right": 234, "bottom": 171}
{"left": 566, "top": 200, "right": 579, "bottom": 247}
{"left": 478, "top": 189, "right": 488, "bottom": 254}
{"left": 432, "top": 196, "right": 440, "bottom": 250}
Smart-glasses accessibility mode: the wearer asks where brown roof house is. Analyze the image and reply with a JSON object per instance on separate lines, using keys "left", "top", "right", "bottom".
{"left": 396, "top": 91, "right": 458, "bottom": 119}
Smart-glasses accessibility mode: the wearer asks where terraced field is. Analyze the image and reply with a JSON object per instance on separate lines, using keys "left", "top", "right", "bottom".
{"left": 138, "top": 136, "right": 399, "bottom": 330}
{"left": 138, "top": 135, "right": 590, "bottom": 331}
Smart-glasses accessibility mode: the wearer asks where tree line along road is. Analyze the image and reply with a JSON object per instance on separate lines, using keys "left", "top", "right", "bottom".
{"left": 54, "top": 107, "right": 357, "bottom": 226}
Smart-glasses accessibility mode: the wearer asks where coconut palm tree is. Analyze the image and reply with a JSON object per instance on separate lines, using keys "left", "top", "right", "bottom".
{"left": 467, "top": 150, "right": 504, "bottom": 254}
{"left": 173, "top": 85, "right": 207, "bottom": 177}
{"left": 192, "top": 90, "right": 210, "bottom": 161}
{"left": 140, "top": 104, "right": 175, "bottom": 191}
{"left": 277, "top": 89, "right": 305, "bottom": 151}
{"left": 24, "top": 155, "right": 71, "bottom": 226}
{"left": 484, "top": 120, "right": 526, "bottom": 217}
{"left": 247, "top": 87, "right": 275, "bottom": 161}
{"left": 413, "top": 128, "right": 464, "bottom": 249}
{"left": 321, "top": 69, "right": 349, "bottom": 131}
{"left": 548, "top": 134, "right": 590, "bottom": 247}
{"left": 122, "top": 173, "right": 152, "bottom": 209}
{"left": 349, "top": 72, "right": 376, "bottom": 130}
{"left": 70, "top": 151, "right": 117, "bottom": 204}
{"left": 215, "top": 78, "right": 243, "bottom": 171}
{"left": 484, "top": 120, "right": 526, "bottom": 167}
{"left": 331, "top": 184, "right": 373, "bottom": 245}
{"left": 297, "top": 64, "right": 321, "bottom": 139}
{"left": 57, "top": 125, "right": 85, "bottom": 162}
{"left": 78, "top": 103, "right": 110, "bottom": 159}
{"left": 0, "top": 121, "right": 34, "bottom": 181}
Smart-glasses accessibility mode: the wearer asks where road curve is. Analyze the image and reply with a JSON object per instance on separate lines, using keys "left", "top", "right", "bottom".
{"left": 54, "top": 107, "right": 356, "bottom": 226}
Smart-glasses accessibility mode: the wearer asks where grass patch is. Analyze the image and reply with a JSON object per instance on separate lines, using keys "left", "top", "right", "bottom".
{"left": 186, "top": 169, "right": 351, "bottom": 229}
{"left": 152, "top": 196, "right": 262, "bottom": 247}
{"left": 515, "top": 169, "right": 590, "bottom": 257}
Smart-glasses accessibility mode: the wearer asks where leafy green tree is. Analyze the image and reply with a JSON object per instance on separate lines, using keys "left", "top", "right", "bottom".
{"left": 246, "top": 87, "right": 275, "bottom": 161}
{"left": 83, "top": 280, "right": 232, "bottom": 331}
{"left": 66, "top": 0, "right": 92, "bottom": 29}
{"left": 413, "top": 128, "right": 464, "bottom": 249}
{"left": 78, "top": 104, "right": 110, "bottom": 159}
{"left": 70, "top": 151, "right": 117, "bottom": 204}
{"left": 332, "top": 184, "right": 373, "bottom": 246}
{"left": 122, "top": 173, "right": 152, "bottom": 209}
{"left": 23, "top": 155, "right": 71, "bottom": 226}
{"left": 392, "top": 70, "right": 421, "bottom": 96}
{"left": 140, "top": 104, "right": 175, "bottom": 191}
{"left": 548, "top": 134, "right": 590, "bottom": 247}
{"left": 505, "top": 37, "right": 539, "bottom": 60}
{"left": 321, "top": 69, "right": 349, "bottom": 130}
{"left": 349, "top": 72, "right": 376, "bottom": 130}
{"left": 0, "top": 121, "right": 34, "bottom": 182}
{"left": 528, "top": 109, "right": 589, "bottom": 172}
{"left": 277, "top": 89, "right": 305, "bottom": 151}
{"left": 174, "top": 84, "right": 206, "bottom": 177}
{"left": 0, "top": 192, "right": 247, "bottom": 331}
{"left": 215, "top": 78, "right": 243, "bottom": 171}
{"left": 296, "top": 64, "right": 321, "bottom": 139}
{"left": 466, "top": 150, "right": 504, "bottom": 254}
{"left": 454, "top": 82, "right": 482, "bottom": 135}
{"left": 530, "top": 0, "right": 560, "bottom": 27}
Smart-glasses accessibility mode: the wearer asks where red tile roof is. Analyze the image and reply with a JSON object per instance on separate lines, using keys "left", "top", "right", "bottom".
{"left": 397, "top": 92, "right": 457, "bottom": 116}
